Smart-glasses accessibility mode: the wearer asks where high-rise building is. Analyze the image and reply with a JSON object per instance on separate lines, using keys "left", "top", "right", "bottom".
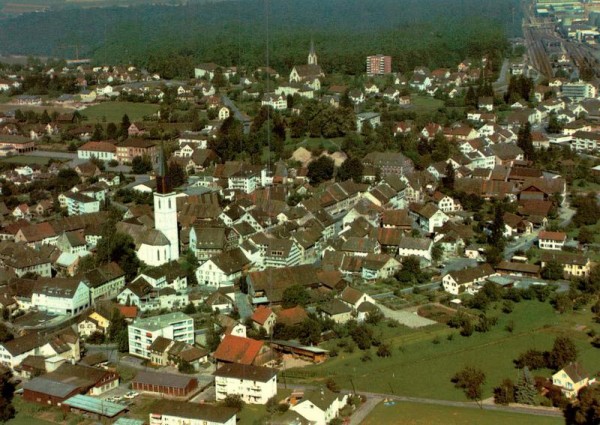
{"left": 366, "top": 54, "right": 392, "bottom": 75}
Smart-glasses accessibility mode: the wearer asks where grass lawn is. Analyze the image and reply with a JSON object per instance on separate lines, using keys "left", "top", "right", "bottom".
{"left": 409, "top": 94, "right": 444, "bottom": 113}
{"left": 81, "top": 101, "right": 159, "bottom": 123}
{"left": 7, "top": 415, "right": 55, "bottom": 425}
{"left": 362, "top": 401, "right": 563, "bottom": 425}
{"left": 287, "top": 301, "right": 598, "bottom": 401}
{"left": 0, "top": 155, "right": 64, "bottom": 166}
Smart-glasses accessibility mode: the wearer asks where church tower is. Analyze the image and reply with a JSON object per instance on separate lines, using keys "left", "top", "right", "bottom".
{"left": 308, "top": 39, "right": 318, "bottom": 65}
{"left": 153, "top": 147, "right": 179, "bottom": 261}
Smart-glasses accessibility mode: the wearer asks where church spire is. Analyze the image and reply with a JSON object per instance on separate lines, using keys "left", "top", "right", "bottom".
{"left": 156, "top": 143, "right": 171, "bottom": 194}
{"left": 308, "top": 38, "right": 317, "bottom": 65}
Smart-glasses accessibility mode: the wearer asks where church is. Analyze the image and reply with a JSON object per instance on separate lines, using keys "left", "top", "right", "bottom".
{"left": 118, "top": 151, "right": 179, "bottom": 267}
{"left": 289, "top": 40, "right": 325, "bottom": 87}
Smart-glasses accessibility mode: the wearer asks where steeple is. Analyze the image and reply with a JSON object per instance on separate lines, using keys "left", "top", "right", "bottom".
{"left": 308, "top": 38, "right": 317, "bottom": 65}
{"left": 156, "top": 143, "right": 171, "bottom": 194}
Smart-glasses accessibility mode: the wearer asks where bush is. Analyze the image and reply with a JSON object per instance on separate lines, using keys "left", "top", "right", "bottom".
{"left": 376, "top": 343, "right": 392, "bottom": 357}
{"left": 460, "top": 319, "right": 474, "bottom": 337}
{"left": 326, "top": 378, "right": 340, "bottom": 393}
{"left": 361, "top": 352, "right": 372, "bottom": 362}
{"left": 432, "top": 336, "right": 441, "bottom": 344}
{"left": 223, "top": 394, "right": 244, "bottom": 410}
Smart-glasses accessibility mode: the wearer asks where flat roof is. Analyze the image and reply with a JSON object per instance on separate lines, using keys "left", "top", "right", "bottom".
{"left": 63, "top": 394, "right": 127, "bottom": 417}
{"left": 270, "top": 340, "right": 328, "bottom": 354}
{"left": 131, "top": 312, "right": 192, "bottom": 331}
{"left": 114, "top": 418, "right": 145, "bottom": 425}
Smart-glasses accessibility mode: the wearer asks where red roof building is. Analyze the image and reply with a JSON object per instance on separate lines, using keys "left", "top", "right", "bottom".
{"left": 213, "top": 335, "right": 265, "bottom": 367}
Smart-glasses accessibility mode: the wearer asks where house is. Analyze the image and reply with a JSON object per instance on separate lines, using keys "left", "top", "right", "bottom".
{"left": 250, "top": 306, "right": 277, "bottom": 335}
{"left": 318, "top": 299, "right": 352, "bottom": 324}
{"left": 397, "top": 237, "right": 433, "bottom": 261}
{"left": 361, "top": 254, "right": 401, "bottom": 281}
{"left": 409, "top": 203, "right": 449, "bottom": 233}
{"left": 277, "top": 306, "right": 309, "bottom": 327}
{"left": 148, "top": 400, "right": 236, "bottom": 425}
{"left": 0, "top": 327, "right": 80, "bottom": 370}
{"left": 78, "top": 311, "right": 110, "bottom": 338}
{"left": 82, "top": 262, "right": 126, "bottom": 304}
{"left": 442, "top": 264, "right": 498, "bottom": 295}
{"left": 432, "top": 191, "right": 462, "bottom": 213}
{"left": 289, "top": 387, "right": 348, "bottom": 425}
{"left": 213, "top": 334, "right": 269, "bottom": 367}
{"left": 116, "top": 138, "right": 157, "bottom": 164}
{"left": 31, "top": 277, "right": 91, "bottom": 316}
{"left": 356, "top": 112, "right": 381, "bottom": 132}
{"left": 149, "top": 336, "right": 208, "bottom": 370}
{"left": 77, "top": 141, "right": 117, "bottom": 161}
{"left": 213, "top": 363, "right": 277, "bottom": 404}
{"left": 132, "top": 370, "right": 198, "bottom": 397}
{"left": 540, "top": 251, "right": 591, "bottom": 278}
{"left": 65, "top": 192, "right": 100, "bottom": 216}
{"left": 552, "top": 362, "right": 590, "bottom": 399}
{"left": 262, "top": 93, "right": 287, "bottom": 110}
{"left": 196, "top": 248, "right": 251, "bottom": 288}
{"left": 128, "top": 312, "right": 194, "bottom": 359}
{"left": 538, "top": 231, "right": 567, "bottom": 250}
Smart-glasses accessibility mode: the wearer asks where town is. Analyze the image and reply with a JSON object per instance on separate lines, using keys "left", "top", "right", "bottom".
{"left": 0, "top": 1, "right": 598, "bottom": 424}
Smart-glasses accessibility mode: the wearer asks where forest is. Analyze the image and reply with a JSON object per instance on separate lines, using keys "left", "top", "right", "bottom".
{"left": 0, "top": 0, "right": 521, "bottom": 78}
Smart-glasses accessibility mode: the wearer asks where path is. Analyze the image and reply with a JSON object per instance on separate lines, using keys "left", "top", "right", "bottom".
{"left": 235, "top": 292, "right": 253, "bottom": 320}
{"left": 348, "top": 395, "right": 383, "bottom": 425}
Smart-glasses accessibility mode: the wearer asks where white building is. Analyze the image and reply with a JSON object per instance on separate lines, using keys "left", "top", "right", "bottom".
{"left": 128, "top": 312, "right": 194, "bottom": 359}
{"left": 31, "top": 278, "right": 90, "bottom": 316}
{"left": 66, "top": 192, "right": 100, "bottom": 216}
{"left": 538, "top": 231, "right": 567, "bottom": 250}
{"left": 150, "top": 156, "right": 180, "bottom": 264}
{"left": 213, "top": 363, "right": 277, "bottom": 404}
{"left": 290, "top": 388, "right": 348, "bottom": 425}
{"left": 261, "top": 93, "right": 287, "bottom": 110}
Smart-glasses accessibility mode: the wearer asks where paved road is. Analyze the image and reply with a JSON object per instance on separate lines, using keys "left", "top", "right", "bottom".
{"left": 493, "top": 58, "right": 510, "bottom": 93}
{"left": 221, "top": 95, "right": 250, "bottom": 134}
{"left": 504, "top": 231, "right": 539, "bottom": 260}
{"left": 349, "top": 395, "right": 383, "bottom": 425}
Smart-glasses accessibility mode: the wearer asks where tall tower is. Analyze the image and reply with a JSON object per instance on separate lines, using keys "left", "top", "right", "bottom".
{"left": 308, "top": 39, "right": 318, "bottom": 65}
{"left": 153, "top": 147, "right": 179, "bottom": 261}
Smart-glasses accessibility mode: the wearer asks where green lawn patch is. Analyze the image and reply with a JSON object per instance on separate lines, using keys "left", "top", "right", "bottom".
{"left": 409, "top": 94, "right": 444, "bottom": 113}
{"left": 287, "top": 301, "right": 598, "bottom": 401}
{"left": 362, "top": 401, "right": 563, "bottom": 425}
{"left": 0, "top": 155, "right": 63, "bottom": 166}
{"left": 81, "top": 101, "right": 159, "bottom": 123}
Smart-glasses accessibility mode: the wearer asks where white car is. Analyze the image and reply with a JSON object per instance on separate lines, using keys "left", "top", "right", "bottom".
{"left": 124, "top": 391, "right": 139, "bottom": 399}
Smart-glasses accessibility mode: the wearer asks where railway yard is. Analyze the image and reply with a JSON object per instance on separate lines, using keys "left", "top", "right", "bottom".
{"left": 523, "top": 2, "right": 600, "bottom": 79}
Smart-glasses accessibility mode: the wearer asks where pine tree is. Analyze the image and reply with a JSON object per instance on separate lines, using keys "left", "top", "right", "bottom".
{"left": 488, "top": 204, "right": 505, "bottom": 249}
{"left": 517, "top": 122, "right": 535, "bottom": 161}
{"left": 515, "top": 367, "right": 537, "bottom": 405}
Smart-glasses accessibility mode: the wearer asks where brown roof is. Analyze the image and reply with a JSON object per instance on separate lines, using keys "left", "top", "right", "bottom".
{"left": 539, "top": 231, "right": 566, "bottom": 242}
{"left": 150, "top": 400, "right": 236, "bottom": 423}
{"left": 340, "top": 286, "right": 365, "bottom": 305}
{"left": 250, "top": 306, "right": 274, "bottom": 325}
{"left": 213, "top": 335, "right": 264, "bottom": 365}
{"left": 561, "top": 362, "right": 588, "bottom": 383}
{"left": 213, "top": 363, "right": 277, "bottom": 382}
{"left": 446, "top": 264, "right": 496, "bottom": 285}
{"left": 133, "top": 370, "right": 197, "bottom": 389}
{"left": 276, "top": 306, "right": 309, "bottom": 326}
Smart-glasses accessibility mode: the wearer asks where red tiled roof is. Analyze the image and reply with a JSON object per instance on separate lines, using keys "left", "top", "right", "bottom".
{"left": 117, "top": 305, "right": 138, "bottom": 319}
{"left": 539, "top": 231, "right": 567, "bottom": 242}
{"left": 213, "top": 335, "right": 263, "bottom": 365}
{"left": 277, "top": 306, "right": 309, "bottom": 326}
{"left": 250, "top": 306, "right": 274, "bottom": 325}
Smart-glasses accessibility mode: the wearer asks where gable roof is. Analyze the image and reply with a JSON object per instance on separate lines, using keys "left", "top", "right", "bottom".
{"left": 213, "top": 335, "right": 264, "bottom": 365}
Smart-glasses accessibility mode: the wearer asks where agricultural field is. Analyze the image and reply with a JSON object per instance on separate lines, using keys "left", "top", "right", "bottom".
{"left": 80, "top": 101, "right": 159, "bottom": 124}
{"left": 0, "top": 155, "right": 64, "bottom": 166}
{"left": 362, "top": 401, "right": 563, "bottom": 425}
{"left": 286, "top": 300, "right": 599, "bottom": 401}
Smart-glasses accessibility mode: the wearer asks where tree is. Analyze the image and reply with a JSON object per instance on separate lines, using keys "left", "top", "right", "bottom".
{"left": 298, "top": 318, "right": 322, "bottom": 346}
{"left": 55, "top": 168, "right": 81, "bottom": 191}
{"left": 564, "top": 384, "right": 600, "bottom": 424}
{"left": 547, "top": 113, "right": 563, "bottom": 134}
{"left": 350, "top": 324, "right": 373, "bottom": 350}
{"left": 307, "top": 156, "right": 334, "bottom": 184}
{"left": 131, "top": 155, "right": 153, "bottom": 174}
{"left": 451, "top": 366, "right": 486, "bottom": 407}
{"left": 493, "top": 378, "right": 515, "bottom": 405}
{"left": 167, "top": 160, "right": 186, "bottom": 188}
{"left": 106, "top": 122, "right": 118, "bottom": 139}
{"left": 431, "top": 243, "right": 443, "bottom": 264}
{"left": 442, "top": 162, "right": 455, "bottom": 191}
{"left": 281, "top": 285, "right": 311, "bottom": 308}
{"left": 578, "top": 227, "right": 595, "bottom": 245}
{"left": 121, "top": 113, "right": 131, "bottom": 134}
{"left": 484, "top": 245, "right": 503, "bottom": 267}
{"left": 465, "top": 85, "right": 478, "bottom": 108}
{"left": 488, "top": 204, "right": 505, "bottom": 248}
{"left": 517, "top": 122, "right": 535, "bottom": 161}
{"left": 376, "top": 343, "right": 392, "bottom": 358}
{"left": 183, "top": 302, "right": 196, "bottom": 314}
{"left": 541, "top": 261, "right": 564, "bottom": 281}
{"left": 0, "top": 370, "right": 15, "bottom": 422}
{"left": 548, "top": 336, "right": 577, "bottom": 371}
{"left": 337, "top": 157, "right": 364, "bottom": 183}
{"left": 573, "top": 194, "right": 600, "bottom": 227}
{"left": 514, "top": 367, "right": 537, "bottom": 405}
{"left": 514, "top": 349, "right": 547, "bottom": 370}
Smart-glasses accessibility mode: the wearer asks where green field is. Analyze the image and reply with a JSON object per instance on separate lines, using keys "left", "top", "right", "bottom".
{"left": 409, "top": 94, "right": 445, "bottom": 113}
{"left": 287, "top": 301, "right": 598, "bottom": 401}
{"left": 363, "top": 401, "right": 563, "bottom": 425}
{"left": 0, "top": 155, "right": 64, "bottom": 166}
{"left": 7, "top": 415, "right": 55, "bottom": 425}
{"left": 81, "top": 101, "right": 160, "bottom": 123}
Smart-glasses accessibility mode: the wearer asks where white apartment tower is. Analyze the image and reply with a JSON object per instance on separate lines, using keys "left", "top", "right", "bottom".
{"left": 153, "top": 149, "right": 179, "bottom": 261}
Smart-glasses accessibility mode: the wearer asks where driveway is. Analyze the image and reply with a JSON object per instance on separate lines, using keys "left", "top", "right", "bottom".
{"left": 349, "top": 396, "right": 382, "bottom": 425}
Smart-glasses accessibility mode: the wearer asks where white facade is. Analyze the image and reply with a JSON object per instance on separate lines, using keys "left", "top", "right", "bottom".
{"left": 153, "top": 191, "right": 179, "bottom": 263}
{"left": 214, "top": 366, "right": 277, "bottom": 404}
{"left": 128, "top": 312, "right": 194, "bottom": 359}
{"left": 539, "top": 238, "right": 566, "bottom": 250}
{"left": 78, "top": 149, "right": 116, "bottom": 161}
{"left": 66, "top": 195, "right": 100, "bottom": 216}
{"left": 290, "top": 393, "right": 348, "bottom": 425}
{"left": 196, "top": 259, "right": 242, "bottom": 288}
{"left": 31, "top": 281, "right": 90, "bottom": 316}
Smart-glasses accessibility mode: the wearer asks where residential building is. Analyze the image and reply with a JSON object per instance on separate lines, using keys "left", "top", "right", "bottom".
{"left": 66, "top": 192, "right": 100, "bottom": 216}
{"left": 290, "top": 388, "right": 348, "bottom": 425}
{"left": 562, "top": 80, "right": 596, "bottom": 100}
{"left": 366, "top": 54, "right": 392, "bottom": 75}
{"left": 538, "top": 231, "right": 567, "bottom": 250}
{"left": 552, "top": 362, "right": 590, "bottom": 399}
{"left": 214, "top": 363, "right": 277, "bottom": 404}
{"left": 77, "top": 141, "right": 117, "bottom": 161}
{"left": 128, "top": 312, "right": 194, "bottom": 359}
{"left": 116, "top": 138, "right": 157, "bottom": 164}
{"left": 132, "top": 370, "right": 198, "bottom": 397}
{"left": 540, "top": 251, "right": 591, "bottom": 278}
{"left": 442, "top": 264, "right": 498, "bottom": 295}
{"left": 31, "top": 278, "right": 90, "bottom": 316}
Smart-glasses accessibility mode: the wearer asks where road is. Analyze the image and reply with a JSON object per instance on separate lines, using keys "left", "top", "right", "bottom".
{"left": 23, "top": 149, "right": 132, "bottom": 173}
{"left": 504, "top": 231, "right": 539, "bottom": 260}
{"left": 492, "top": 58, "right": 510, "bottom": 93}
{"left": 235, "top": 292, "right": 253, "bottom": 320}
{"left": 221, "top": 95, "right": 251, "bottom": 134}
{"left": 348, "top": 395, "right": 382, "bottom": 425}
